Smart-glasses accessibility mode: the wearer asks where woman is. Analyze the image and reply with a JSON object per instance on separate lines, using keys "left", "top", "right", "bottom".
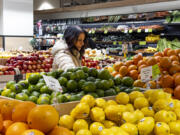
{"left": 51, "top": 25, "right": 88, "bottom": 71}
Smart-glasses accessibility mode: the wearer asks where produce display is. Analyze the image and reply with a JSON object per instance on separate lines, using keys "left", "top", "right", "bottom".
{"left": 166, "top": 10, "right": 180, "bottom": 23}
{"left": 0, "top": 66, "right": 15, "bottom": 75}
{"left": 0, "top": 67, "right": 139, "bottom": 104}
{"left": 59, "top": 90, "right": 180, "bottom": 135}
{"left": 5, "top": 51, "right": 53, "bottom": 74}
{"left": 0, "top": 99, "right": 72, "bottom": 135}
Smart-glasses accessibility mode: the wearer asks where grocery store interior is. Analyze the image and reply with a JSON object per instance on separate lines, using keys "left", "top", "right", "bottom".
{"left": 0, "top": 0, "right": 180, "bottom": 135}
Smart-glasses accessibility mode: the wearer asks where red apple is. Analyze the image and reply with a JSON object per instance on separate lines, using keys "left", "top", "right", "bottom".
{"left": 23, "top": 64, "right": 28, "bottom": 70}
{"left": 39, "top": 56, "right": 45, "bottom": 61}
{"left": 28, "top": 61, "right": 33, "bottom": 65}
{"left": 0, "top": 71, "right": 3, "bottom": 75}
{"left": 45, "top": 64, "right": 51, "bottom": 68}
{"left": 37, "top": 60, "right": 42, "bottom": 64}
{"left": 36, "top": 69, "right": 40, "bottom": 72}
{"left": 28, "top": 65, "right": 32, "bottom": 70}
{"left": 24, "top": 61, "right": 29, "bottom": 65}
{"left": 31, "top": 70, "right": 35, "bottom": 73}
{"left": 44, "top": 68, "right": 49, "bottom": 72}
{"left": 32, "top": 61, "right": 37, "bottom": 65}
{"left": 16, "top": 65, "right": 22, "bottom": 70}
{"left": 32, "top": 65, "right": 37, "bottom": 70}
{"left": 4, "top": 71, "right": 9, "bottom": 75}
{"left": 41, "top": 64, "right": 45, "bottom": 69}
{"left": 21, "top": 69, "right": 26, "bottom": 74}
{"left": 26, "top": 70, "right": 31, "bottom": 73}
{"left": 9, "top": 71, "right": 15, "bottom": 75}
{"left": 37, "top": 64, "right": 41, "bottom": 69}
{"left": 17, "top": 60, "right": 23, "bottom": 65}
{"left": 40, "top": 69, "right": 44, "bottom": 72}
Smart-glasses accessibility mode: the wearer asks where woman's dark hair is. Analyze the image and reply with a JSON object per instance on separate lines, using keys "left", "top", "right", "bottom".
{"left": 63, "top": 25, "right": 88, "bottom": 58}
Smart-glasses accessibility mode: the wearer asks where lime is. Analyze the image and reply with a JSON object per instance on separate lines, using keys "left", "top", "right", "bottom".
{"left": 69, "top": 95, "right": 81, "bottom": 102}
{"left": 58, "top": 77, "right": 68, "bottom": 86}
{"left": 89, "top": 68, "right": 98, "bottom": 77}
{"left": 36, "top": 83, "right": 45, "bottom": 91}
{"left": 84, "top": 73, "right": 88, "bottom": 79}
{"left": 62, "top": 86, "right": 68, "bottom": 93}
{"left": 82, "top": 81, "right": 96, "bottom": 93}
{"left": 66, "top": 80, "right": 78, "bottom": 91}
{"left": 40, "top": 85, "right": 52, "bottom": 94}
{"left": 28, "top": 74, "right": 40, "bottom": 85}
{"left": 28, "top": 96, "right": 38, "bottom": 103}
{"left": 108, "top": 79, "right": 114, "bottom": 88}
{"left": 31, "top": 91, "right": 40, "bottom": 97}
{"left": 51, "top": 91, "right": 61, "bottom": 98}
{"left": 28, "top": 85, "right": 38, "bottom": 93}
{"left": 88, "top": 92, "right": 98, "bottom": 98}
{"left": 10, "top": 84, "right": 23, "bottom": 93}
{"left": 1, "top": 89, "right": 11, "bottom": 97}
{"left": 104, "top": 88, "right": 117, "bottom": 96}
{"left": 21, "top": 89, "right": 30, "bottom": 96}
{"left": 98, "top": 69, "right": 111, "bottom": 80}
{"left": 37, "top": 96, "right": 50, "bottom": 104}
{"left": 8, "top": 92, "right": 16, "bottom": 98}
{"left": 15, "top": 93, "right": 28, "bottom": 101}
{"left": 38, "top": 78, "right": 45, "bottom": 83}
{"left": 76, "top": 70, "right": 85, "bottom": 80}
{"left": 0, "top": 89, "right": 3, "bottom": 95}
{"left": 57, "top": 95, "right": 68, "bottom": 103}
{"left": 39, "top": 93, "right": 51, "bottom": 99}
{"left": 78, "top": 80, "right": 86, "bottom": 90}
{"left": 70, "top": 72, "right": 77, "bottom": 80}
{"left": 47, "top": 70, "right": 60, "bottom": 79}
{"left": 100, "top": 80, "right": 110, "bottom": 90}
{"left": 87, "top": 77, "right": 96, "bottom": 82}
{"left": 95, "top": 80, "right": 101, "bottom": 89}
{"left": 18, "top": 80, "right": 29, "bottom": 89}
{"left": 114, "top": 86, "right": 121, "bottom": 93}
{"left": 122, "top": 77, "right": 134, "bottom": 87}
{"left": 96, "top": 89, "right": 105, "bottom": 97}
{"left": 78, "top": 91, "right": 85, "bottom": 97}
{"left": 81, "top": 66, "right": 89, "bottom": 73}
{"left": 6, "top": 81, "right": 16, "bottom": 89}
{"left": 40, "top": 72, "right": 46, "bottom": 76}
{"left": 114, "top": 76, "right": 122, "bottom": 85}
{"left": 67, "top": 68, "right": 75, "bottom": 72}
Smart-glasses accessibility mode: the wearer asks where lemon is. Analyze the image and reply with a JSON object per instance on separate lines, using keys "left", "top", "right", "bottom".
{"left": 71, "top": 131, "right": 75, "bottom": 135}
{"left": 141, "top": 107, "right": 155, "bottom": 117}
{"left": 137, "top": 117, "right": 155, "bottom": 135}
{"left": 153, "top": 99, "right": 169, "bottom": 112}
{"left": 166, "top": 98, "right": 176, "bottom": 111}
{"left": 122, "top": 112, "right": 137, "bottom": 124}
{"left": 133, "top": 110, "right": 144, "bottom": 123}
{"left": 117, "top": 105, "right": 126, "bottom": 113}
{"left": 154, "top": 122, "right": 170, "bottom": 135}
{"left": 110, "top": 127, "right": 129, "bottom": 135}
{"left": 174, "top": 108, "right": 180, "bottom": 120}
{"left": 106, "top": 100, "right": 117, "bottom": 107}
{"left": 149, "top": 90, "right": 166, "bottom": 105}
{"left": 90, "top": 122, "right": 105, "bottom": 135}
{"left": 144, "top": 89, "right": 153, "bottom": 99}
{"left": 174, "top": 99, "right": 180, "bottom": 109}
{"left": 116, "top": 92, "right": 129, "bottom": 105}
{"left": 168, "top": 111, "right": 177, "bottom": 122}
{"left": 121, "top": 123, "right": 138, "bottom": 135}
{"left": 73, "top": 119, "right": 88, "bottom": 133}
{"left": 129, "top": 91, "right": 144, "bottom": 103}
{"left": 90, "top": 107, "right": 105, "bottom": 122}
{"left": 169, "top": 121, "right": 180, "bottom": 134}
{"left": 100, "top": 129, "right": 113, "bottom": 135}
{"left": 80, "top": 95, "right": 95, "bottom": 108}
{"left": 102, "top": 120, "right": 116, "bottom": 128}
{"left": 70, "top": 103, "right": 90, "bottom": 119}
{"left": 134, "top": 97, "right": 149, "bottom": 109}
{"left": 154, "top": 110, "right": 171, "bottom": 123}
{"left": 59, "top": 115, "right": 74, "bottom": 129}
{"left": 76, "top": 129, "right": 92, "bottom": 135}
{"left": 95, "top": 98, "right": 107, "bottom": 109}
{"left": 126, "top": 104, "right": 134, "bottom": 112}
{"left": 105, "top": 105, "right": 121, "bottom": 122}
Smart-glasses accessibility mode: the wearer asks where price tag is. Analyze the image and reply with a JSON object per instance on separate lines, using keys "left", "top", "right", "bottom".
{"left": 124, "top": 29, "right": 128, "bottom": 33}
{"left": 139, "top": 41, "right": 146, "bottom": 45}
{"left": 148, "top": 29, "right": 152, "bottom": 33}
{"left": 104, "top": 30, "right": 108, "bottom": 34}
{"left": 145, "top": 29, "right": 149, "bottom": 33}
{"left": 152, "top": 64, "right": 160, "bottom": 80}
{"left": 88, "top": 30, "right": 92, "bottom": 34}
{"left": 113, "top": 41, "right": 117, "bottom": 45}
{"left": 129, "top": 29, "right": 133, "bottom": 33}
{"left": 26, "top": 73, "right": 39, "bottom": 80}
{"left": 141, "top": 66, "right": 152, "bottom": 82}
{"left": 137, "top": 29, "right": 141, "bottom": 33}
{"left": 118, "top": 41, "right": 122, "bottom": 45}
{"left": 92, "top": 30, "right": 95, "bottom": 34}
{"left": 43, "top": 75, "right": 63, "bottom": 92}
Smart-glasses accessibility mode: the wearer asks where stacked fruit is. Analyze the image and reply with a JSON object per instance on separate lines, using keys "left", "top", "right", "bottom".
{"left": 82, "top": 57, "right": 100, "bottom": 69}
{"left": 0, "top": 99, "right": 72, "bottom": 135}
{"left": 0, "top": 67, "right": 137, "bottom": 104}
{"left": 59, "top": 90, "right": 180, "bottom": 135}
{"left": 5, "top": 53, "right": 53, "bottom": 74}
{"left": 0, "top": 66, "right": 15, "bottom": 75}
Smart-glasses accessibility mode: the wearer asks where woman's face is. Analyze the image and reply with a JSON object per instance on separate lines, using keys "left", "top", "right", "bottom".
{"left": 75, "top": 33, "right": 85, "bottom": 51}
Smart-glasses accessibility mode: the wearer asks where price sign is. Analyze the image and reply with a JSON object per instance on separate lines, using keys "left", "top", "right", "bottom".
{"left": 26, "top": 73, "right": 39, "bottom": 80}
{"left": 148, "top": 29, "right": 152, "bottom": 33}
{"left": 104, "top": 30, "right": 108, "bottom": 34}
{"left": 88, "top": 30, "right": 92, "bottom": 34}
{"left": 137, "top": 29, "right": 141, "bottom": 33}
{"left": 141, "top": 66, "right": 152, "bottom": 82}
{"left": 145, "top": 29, "right": 149, "bottom": 33}
{"left": 113, "top": 41, "right": 117, "bottom": 45}
{"left": 43, "top": 75, "right": 63, "bottom": 92}
{"left": 92, "top": 30, "right": 95, "bottom": 34}
{"left": 129, "top": 29, "right": 133, "bottom": 33}
{"left": 118, "top": 41, "right": 122, "bottom": 45}
{"left": 139, "top": 41, "right": 146, "bottom": 46}
{"left": 124, "top": 29, "right": 128, "bottom": 33}
{"left": 152, "top": 64, "right": 160, "bottom": 80}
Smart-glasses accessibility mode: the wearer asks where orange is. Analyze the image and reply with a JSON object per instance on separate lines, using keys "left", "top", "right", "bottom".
{"left": 113, "top": 62, "right": 123, "bottom": 72}
{"left": 170, "top": 55, "right": 179, "bottom": 62}
{"left": 159, "top": 57, "right": 172, "bottom": 68}
{"left": 164, "top": 48, "right": 171, "bottom": 56}
{"left": 125, "top": 60, "right": 134, "bottom": 67}
{"left": 111, "top": 71, "right": 119, "bottom": 77}
{"left": 128, "top": 65, "right": 137, "bottom": 72}
{"left": 21, "top": 129, "right": 45, "bottom": 135}
{"left": 12, "top": 101, "right": 36, "bottom": 122}
{"left": 48, "top": 126, "right": 72, "bottom": 135}
{"left": 0, "top": 113, "right": 3, "bottom": 132}
{"left": 160, "top": 75, "right": 174, "bottom": 88}
{"left": 146, "top": 57, "right": 157, "bottom": 66}
{"left": 163, "top": 88, "right": 174, "bottom": 94}
{"left": 27, "top": 105, "right": 59, "bottom": 133}
{"left": 2, "top": 120, "right": 13, "bottom": 134}
{"left": 129, "top": 70, "right": 138, "bottom": 80}
{"left": 6, "top": 122, "right": 29, "bottom": 135}
{"left": 174, "top": 74, "right": 180, "bottom": 86}
{"left": 119, "top": 66, "right": 128, "bottom": 77}
{"left": 154, "top": 52, "right": 163, "bottom": 57}
{"left": 137, "top": 60, "right": 146, "bottom": 67}
{"left": 169, "top": 64, "right": 180, "bottom": 75}
{"left": 167, "top": 49, "right": 176, "bottom": 56}
{"left": 1, "top": 100, "right": 20, "bottom": 120}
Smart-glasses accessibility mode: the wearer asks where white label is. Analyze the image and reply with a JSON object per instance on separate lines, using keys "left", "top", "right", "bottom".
{"left": 145, "top": 29, "right": 148, "bottom": 33}
{"left": 124, "top": 29, "right": 128, "bottom": 33}
{"left": 140, "top": 66, "right": 152, "bottom": 82}
{"left": 43, "top": 75, "right": 63, "bottom": 92}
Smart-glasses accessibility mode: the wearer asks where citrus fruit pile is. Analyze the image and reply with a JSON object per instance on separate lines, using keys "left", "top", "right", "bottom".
{"left": 0, "top": 99, "right": 72, "bottom": 135}
{"left": 0, "top": 66, "right": 138, "bottom": 104}
{"left": 59, "top": 90, "right": 180, "bottom": 135}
